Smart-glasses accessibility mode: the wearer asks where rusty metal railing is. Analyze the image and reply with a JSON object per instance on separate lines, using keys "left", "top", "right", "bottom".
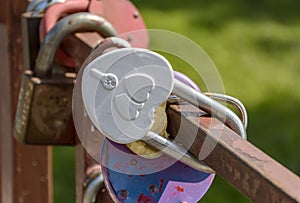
{"left": 167, "top": 101, "right": 300, "bottom": 202}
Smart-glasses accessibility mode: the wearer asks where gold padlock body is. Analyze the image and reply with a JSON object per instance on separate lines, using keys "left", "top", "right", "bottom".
{"left": 14, "top": 70, "right": 75, "bottom": 145}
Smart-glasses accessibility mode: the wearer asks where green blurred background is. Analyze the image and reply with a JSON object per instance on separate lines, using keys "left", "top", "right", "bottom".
{"left": 53, "top": 0, "right": 300, "bottom": 202}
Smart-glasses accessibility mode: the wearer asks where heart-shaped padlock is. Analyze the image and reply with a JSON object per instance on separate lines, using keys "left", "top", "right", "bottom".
{"left": 78, "top": 45, "right": 220, "bottom": 202}
{"left": 76, "top": 37, "right": 248, "bottom": 203}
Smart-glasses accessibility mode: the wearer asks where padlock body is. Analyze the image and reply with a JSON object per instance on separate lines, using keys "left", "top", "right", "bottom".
{"left": 14, "top": 71, "right": 75, "bottom": 145}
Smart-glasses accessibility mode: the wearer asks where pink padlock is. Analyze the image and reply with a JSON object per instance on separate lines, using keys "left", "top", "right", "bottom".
{"left": 40, "top": 0, "right": 149, "bottom": 67}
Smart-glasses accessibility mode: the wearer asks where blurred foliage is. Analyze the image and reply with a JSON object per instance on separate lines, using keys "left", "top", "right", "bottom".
{"left": 53, "top": 147, "right": 75, "bottom": 203}
{"left": 54, "top": 0, "right": 300, "bottom": 202}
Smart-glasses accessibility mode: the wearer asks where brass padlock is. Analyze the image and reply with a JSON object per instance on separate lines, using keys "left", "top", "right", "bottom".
{"left": 14, "top": 12, "right": 117, "bottom": 144}
{"left": 126, "top": 102, "right": 169, "bottom": 159}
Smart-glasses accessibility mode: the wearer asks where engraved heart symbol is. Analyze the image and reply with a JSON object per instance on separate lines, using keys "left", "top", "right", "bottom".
{"left": 114, "top": 73, "right": 155, "bottom": 121}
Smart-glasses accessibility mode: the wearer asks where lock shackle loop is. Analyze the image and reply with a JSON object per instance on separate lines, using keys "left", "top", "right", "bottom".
{"left": 204, "top": 92, "right": 248, "bottom": 129}
{"left": 173, "top": 79, "right": 247, "bottom": 139}
{"left": 35, "top": 12, "right": 117, "bottom": 78}
{"left": 83, "top": 170, "right": 105, "bottom": 203}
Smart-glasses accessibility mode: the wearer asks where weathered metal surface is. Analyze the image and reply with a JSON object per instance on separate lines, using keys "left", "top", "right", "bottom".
{"left": 39, "top": 0, "right": 90, "bottom": 67}
{"left": 1, "top": 0, "right": 52, "bottom": 202}
{"left": 39, "top": 0, "right": 148, "bottom": 67}
{"left": 15, "top": 12, "right": 119, "bottom": 145}
{"left": 0, "top": 1, "right": 6, "bottom": 23}
{"left": 167, "top": 103, "right": 300, "bottom": 203}
{"left": 35, "top": 12, "right": 117, "bottom": 78}
{"left": 0, "top": 22, "right": 10, "bottom": 203}
{"left": 14, "top": 70, "right": 75, "bottom": 145}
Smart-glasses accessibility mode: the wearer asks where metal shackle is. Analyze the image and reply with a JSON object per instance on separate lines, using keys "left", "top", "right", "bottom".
{"left": 83, "top": 171, "right": 105, "bottom": 203}
{"left": 35, "top": 12, "right": 117, "bottom": 78}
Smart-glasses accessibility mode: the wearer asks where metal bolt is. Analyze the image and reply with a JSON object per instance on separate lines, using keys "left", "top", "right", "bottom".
{"left": 133, "top": 11, "right": 139, "bottom": 19}
{"left": 129, "top": 159, "right": 137, "bottom": 166}
{"left": 118, "top": 189, "right": 128, "bottom": 200}
{"left": 101, "top": 74, "right": 118, "bottom": 90}
{"left": 90, "top": 69, "right": 118, "bottom": 90}
{"left": 148, "top": 184, "right": 158, "bottom": 194}
{"left": 127, "top": 35, "right": 133, "bottom": 42}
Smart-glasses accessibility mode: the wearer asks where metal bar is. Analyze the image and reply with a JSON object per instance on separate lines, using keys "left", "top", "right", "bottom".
{"left": 0, "top": 22, "right": 9, "bottom": 203}
{"left": 167, "top": 103, "right": 300, "bottom": 203}
{"left": 3, "top": 1, "right": 53, "bottom": 202}
{"left": 0, "top": 1, "right": 5, "bottom": 23}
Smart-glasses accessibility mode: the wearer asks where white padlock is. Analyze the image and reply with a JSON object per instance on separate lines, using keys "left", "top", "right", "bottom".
{"left": 81, "top": 48, "right": 174, "bottom": 144}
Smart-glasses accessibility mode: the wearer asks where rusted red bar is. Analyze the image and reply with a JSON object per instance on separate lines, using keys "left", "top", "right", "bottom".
{"left": 1, "top": 1, "right": 53, "bottom": 203}
{"left": 0, "top": 22, "right": 6, "bottom": 203}
{"left": 66, "top": 34, "right": 300, "bottom": 202}
{"left": 167, "top": 103, "right": 300, "bottom": 203}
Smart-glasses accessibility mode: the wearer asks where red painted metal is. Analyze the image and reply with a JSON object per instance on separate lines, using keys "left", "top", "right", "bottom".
{"left": 39, "top": 0, "right": 89, "bottom": 67}
{"left": 40, "top": 0, "right": 148, "bottom": 67}
{"left": 96, "top": 0, "right": 149, "bottom": 48}
{"left": 167, "top": 103, "right": 300, "bottom": 203}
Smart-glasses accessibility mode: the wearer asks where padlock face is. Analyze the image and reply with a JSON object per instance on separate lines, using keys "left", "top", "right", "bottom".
{"left": 81, "top": 48, "right": 174, "bottom": 144}
{"left": 101, "top": 139, "right": 214, "bottom": 203}
{"left": 14, "top": 71, "right": 75, "bottom": 145}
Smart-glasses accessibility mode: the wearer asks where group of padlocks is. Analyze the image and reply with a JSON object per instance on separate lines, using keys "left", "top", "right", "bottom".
{"left": 14, "top": 0, "right": 248, "bottom": 202}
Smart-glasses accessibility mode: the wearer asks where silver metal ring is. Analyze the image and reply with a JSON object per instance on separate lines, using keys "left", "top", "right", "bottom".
{"left": 35, "top": 12, "right": 117, "bottom": 78}
{"left": 204, "top": 92, "right": 248, "bottom": 129}
{"left": 83, "top": 170, "right": 105, "bottom": 203}
{"left": 173, "top": 79, "right": 247, "bottom": 139}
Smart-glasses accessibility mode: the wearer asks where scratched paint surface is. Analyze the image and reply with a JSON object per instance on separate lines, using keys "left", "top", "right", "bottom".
{"left": 101, "top": 139, "right": 214, "bottom": 202}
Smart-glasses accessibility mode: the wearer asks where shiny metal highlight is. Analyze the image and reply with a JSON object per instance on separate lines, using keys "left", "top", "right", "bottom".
{"left": 204, "top": 92, "right": 248, "bottom": 129}
{"left": 35, "top": 12, "right": 117, "bottom": 78}
{"left": 83, "top": 172, "right": 105, "bottom": 203}
{"left": 173, "top": 79, "right": 247, "bottom": 139}
{"left": 144, "top": 131, "right": 214, "bottom": 173}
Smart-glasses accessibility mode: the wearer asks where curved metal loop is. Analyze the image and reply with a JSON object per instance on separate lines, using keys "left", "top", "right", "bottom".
{"left": 173, "top": 79, "right": 247, "bottom": 139}
{"left": 204, "top": 92, "right": 248, "bottom": 129}
{"left": 35, "top": 12, "right": 117, "bottom": 78}
{"left": 83, "top": 170, "right": 105, "bottom": 203}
